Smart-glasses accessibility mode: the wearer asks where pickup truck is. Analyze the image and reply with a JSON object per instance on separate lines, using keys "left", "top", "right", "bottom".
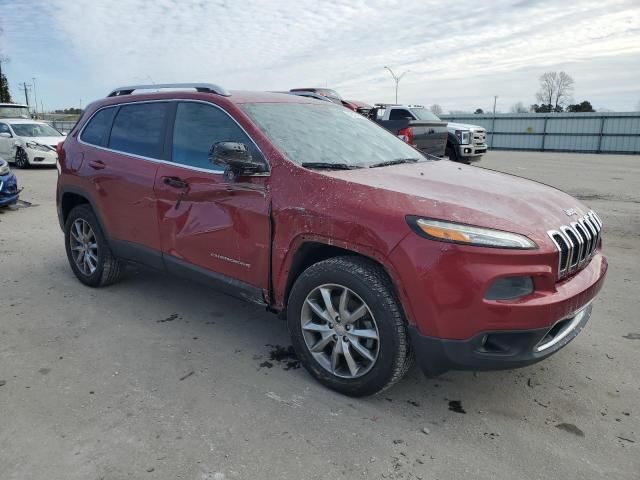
{"left": 445, "top": 121, "right": 488, "bottom": 163}
{"left": 367, "top": 104, "right": 448, "bottom": 157}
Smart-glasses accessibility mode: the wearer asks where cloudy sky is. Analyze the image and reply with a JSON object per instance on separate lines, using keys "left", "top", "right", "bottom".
{"left": 1, "top": 0, "right": 639, "bottom": 112}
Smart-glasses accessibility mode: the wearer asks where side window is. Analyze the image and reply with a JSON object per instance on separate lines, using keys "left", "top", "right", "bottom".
{"left": 109, "top": 103, "right": 168, "bottom": 158}
{"left": 0, "top": 123, "right": 10, "bottom": 135}
{"left": 172, "top": 102, "right": 263, "bottom": 171}
{"left": 389, "top": 109, "right": 415, "bottom": 121}
{"left": 80, "top": 108, "right": 116, "bottom": 146}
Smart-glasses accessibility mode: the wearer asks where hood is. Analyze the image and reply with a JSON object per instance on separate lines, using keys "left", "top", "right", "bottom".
{"left": 21, "top": 136, "right": 65, "bottom": 148}
{"left": 324, "top": 161, "right": 592, "bottom": 248}
{"left": 447, "top": 122, "right": 484, "bottom": 131}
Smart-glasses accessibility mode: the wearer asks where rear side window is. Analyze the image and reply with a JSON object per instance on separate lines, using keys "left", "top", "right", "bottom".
{"left": 389, "top": 109, "right": 415, "bottom": 120}
{"left": 80, "top": 108, "right": 116, "bottom": 146}
{"left": 171, "top": 102, "right": 263, "bottom": 171}
{"left": 108, "top": 103, "right": 168, "bottom": 158}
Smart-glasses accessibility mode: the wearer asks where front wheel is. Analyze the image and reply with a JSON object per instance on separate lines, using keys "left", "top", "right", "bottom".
{"left": 14, "top": 148, "right": 30, "bottom": 169}
{"left": 287, "top": 256, "right": 412, "bottom": 396}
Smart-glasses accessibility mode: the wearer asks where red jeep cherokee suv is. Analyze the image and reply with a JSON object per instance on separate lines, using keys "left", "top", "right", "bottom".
{"left": 56, "top": 83, "right": 607, "bottom": 396}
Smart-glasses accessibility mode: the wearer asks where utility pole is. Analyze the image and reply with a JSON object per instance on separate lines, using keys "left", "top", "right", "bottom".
{"left": 490, "top": 95, "right": 498, "bottom": 148}
{"left": 32, "top": 77, "right": 38, "bottom": 117}
{"left": 384, "top": 66, "right": 410, "bottom": 104}
{"left": 21, "top": 82, "right": 30, "bottom": 108}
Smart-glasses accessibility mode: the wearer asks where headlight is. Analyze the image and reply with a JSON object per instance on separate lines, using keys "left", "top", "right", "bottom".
{"left": 26, "top": 141, "right": 51, "bottom": 152}
{"left": 455, "top": 130, "right": 470, "bottom": 145}
{"left": 0, "top": 163, "right": 9, "bottom": 175}
{"left": 407, "top": 217, "right": 537, "bottom": 249}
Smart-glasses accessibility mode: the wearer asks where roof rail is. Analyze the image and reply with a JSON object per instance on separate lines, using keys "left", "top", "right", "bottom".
{"left": 107, "top": 83, "right": 230, "bottom": 97}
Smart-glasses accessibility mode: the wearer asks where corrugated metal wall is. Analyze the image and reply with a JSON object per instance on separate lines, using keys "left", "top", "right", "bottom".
{"left": 440, "top": 112, "right": 640, "bottom": 154}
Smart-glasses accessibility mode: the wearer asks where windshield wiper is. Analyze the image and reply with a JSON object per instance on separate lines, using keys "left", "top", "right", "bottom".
{"left": 369, "top": 158, "right": 420, "bottom": 168}
{"left": 301, "top": 162, "right": 361, "bottom": 170}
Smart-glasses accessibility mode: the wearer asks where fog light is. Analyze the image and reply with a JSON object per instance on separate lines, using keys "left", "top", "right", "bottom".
{"left": 464, "top": 148, "right": 471, "bottom": 154}
{"left": 485, "top": 276, "right": 534, "bottom": 300}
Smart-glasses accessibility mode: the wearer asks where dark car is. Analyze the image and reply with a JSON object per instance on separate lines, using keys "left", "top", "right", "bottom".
{"left": 368, "top": 104, "right": 448, "bottom": 157}
{"left": 57, "top": 83, "right": 606, "bottom": 396}
{"left": 0, "top": 157, "right": 20, "bottom": 207}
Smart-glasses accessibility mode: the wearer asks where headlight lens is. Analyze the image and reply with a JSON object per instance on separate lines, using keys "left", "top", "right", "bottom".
{"left": 408, "top": 217, "right": 537, "bottom": 249}
{"left": 26, "top": 141, "right": 51, "bottom": 152}
{"left": 455, "top": 130, "right": 470, "bottom": 145}
{"left": 0, "top": 163, "right": 9, "bottom": 175}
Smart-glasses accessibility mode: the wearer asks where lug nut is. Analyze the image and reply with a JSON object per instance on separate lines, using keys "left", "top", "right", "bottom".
{"left": 343, "top": 336, "right": 349, "bottom": 342}
{"left": 328, "top": 323, "right": 333, "bottom": 329}
{"left": 332, "top": 334, "right": 338, "bottom": 340}
{"left": 345, "top": 325, "right": 351, "bottom": 331}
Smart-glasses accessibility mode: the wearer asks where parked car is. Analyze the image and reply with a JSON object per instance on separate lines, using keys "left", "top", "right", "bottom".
{"left": 57, "top": 83, "right": 607, "bottom": 397}
{"left": 0, "top": 119, "right": 65, "bottom": 168}
{"left": 0, "top": 103, "right": 31, "bottom": 119}
{"left": 368, "top": 104, "right": 448, "bottom": 157}
{"left": 342, "top": 99, "right": 373, "bottom": 116}
{"left": 445, "top": 121, "right": 488, "bottom": 163}
{"left": 0, "top": 157, "right": 20, "bottom": 206}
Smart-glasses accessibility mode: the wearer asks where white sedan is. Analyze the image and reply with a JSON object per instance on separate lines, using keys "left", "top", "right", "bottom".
{"left": 0, "top": 119, "right": 66, "bottom": 168}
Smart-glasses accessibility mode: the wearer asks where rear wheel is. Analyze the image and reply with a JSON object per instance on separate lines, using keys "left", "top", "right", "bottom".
{"left": 287, "top": 256, "right": 412, "bottom": 396}
{"left": 14, "top": 148, "right": 30, "bottom": 169}
{"left": 64, "top": 205, "right": 123, "bottom": 287}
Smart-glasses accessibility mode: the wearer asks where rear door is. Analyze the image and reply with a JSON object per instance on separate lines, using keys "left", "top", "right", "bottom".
{"left": 153, "top": 101, "right": 271, "bottom": 295}
{"left": 0, "top": 122, "right": 12, "bottom": 158}
{"left": 78, "top": 102, "right": 168, "bottom": 265}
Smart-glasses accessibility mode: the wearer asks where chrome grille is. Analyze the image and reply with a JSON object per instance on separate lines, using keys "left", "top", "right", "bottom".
{"left": 548, "top": 210, "right": 602, "bottom": 280}
{"left": 472, "top": 130, "right": 486, "bottom": 145}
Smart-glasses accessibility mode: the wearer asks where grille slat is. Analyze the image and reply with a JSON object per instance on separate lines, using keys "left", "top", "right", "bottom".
{"left": 548, "top": 210, "right": 602, "bottom": 280}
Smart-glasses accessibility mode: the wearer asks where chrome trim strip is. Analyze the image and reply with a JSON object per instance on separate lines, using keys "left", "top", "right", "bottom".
{"left": 108, "top": 83, "right": 229, "bottom": 97}
{"left": 77, "top": 99, "right": 270, "bottom": 177}
{"left": 535, "top": 302, "right": 591, "bottom": 352}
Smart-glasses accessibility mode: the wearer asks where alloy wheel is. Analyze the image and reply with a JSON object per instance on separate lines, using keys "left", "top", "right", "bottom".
{"left": 300, "top": 284, "right": 380, "bottom": 378}
{"left": 15, "top": 150, "right": 29, "bottom": 168}
{"left": 69, "top": 219, "right": 99, "bottom": 276}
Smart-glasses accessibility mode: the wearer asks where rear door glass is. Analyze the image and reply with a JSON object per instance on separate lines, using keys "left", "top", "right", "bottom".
{"left": 389, "top": 109, "right": 415, "bottom": 120}
{"left": 108, "top": 103, "right": 168, "bottom": 158}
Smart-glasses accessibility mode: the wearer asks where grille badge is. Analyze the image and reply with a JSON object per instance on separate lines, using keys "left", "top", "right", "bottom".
{"left": 564, "top": 208, "right": 578, "bottom": 217}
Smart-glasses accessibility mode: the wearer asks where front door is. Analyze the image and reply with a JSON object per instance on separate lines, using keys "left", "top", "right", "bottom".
{"left": 154, "top": 101, "right": 271, "bottom": 295}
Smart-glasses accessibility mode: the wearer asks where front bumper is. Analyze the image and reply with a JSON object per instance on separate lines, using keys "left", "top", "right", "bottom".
{"left": 0, "top": 173, "right": 20, "bottom": 206}
{"left": 458, "top": 143, "right": 487, "bottom": 160}
{"left": 410, "top": 302, "right": 592, "bottom": 376}
{"left": 26, "top": 147, "right": 57, "bottom": 165}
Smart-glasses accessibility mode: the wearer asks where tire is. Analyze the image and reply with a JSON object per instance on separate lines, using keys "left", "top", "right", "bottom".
{"left": 64, "top": 204, "right": 123, "bottom": 287}
{"left": 287, "top": 256, "right": 412, "bottom": 396}
{"left": 14, "top": 148, "right": 30, "bottom": 169}
{"left": 445, "top": 144, "right": 458, "bottom": 162}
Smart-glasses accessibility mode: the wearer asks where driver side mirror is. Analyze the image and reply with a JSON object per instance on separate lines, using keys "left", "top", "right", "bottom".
{"left": 0, "top": 132, "right": 12, "bottom": 138}
{"left": 209, "top": 142, "right": 266, "bottom": 181}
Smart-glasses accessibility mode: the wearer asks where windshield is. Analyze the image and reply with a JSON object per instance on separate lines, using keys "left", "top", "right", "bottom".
{"left": 0, "top": 106, "right": 31, "bottom": 119}
{"left": 241, "top": 103, "right": 426, "bottom": 168}
{"left": 410, "top": 108, "right": 441, "bottom": 121}
{"left": 11, "top": 123, "right": 63, "bottom": 137}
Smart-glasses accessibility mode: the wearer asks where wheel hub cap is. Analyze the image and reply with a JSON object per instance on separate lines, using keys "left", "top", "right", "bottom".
{"left": 69, "top": 219, "right": 98, "bottom": 276}
{"left": 300, "top": 284, "right": 380, "bottom": 379}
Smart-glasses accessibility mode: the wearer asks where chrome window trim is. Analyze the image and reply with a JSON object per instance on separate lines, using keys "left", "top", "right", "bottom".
{"left": 77, "top": 99, "right": 270, "bottom": 177}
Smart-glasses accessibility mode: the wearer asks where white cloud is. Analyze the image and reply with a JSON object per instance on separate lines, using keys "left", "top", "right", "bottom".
{"left": 1, "top": 0, "right": 639, "bottom": 110}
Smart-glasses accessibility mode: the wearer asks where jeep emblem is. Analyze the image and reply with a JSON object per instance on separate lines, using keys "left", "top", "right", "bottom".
{"left": 564, "top": 208, "right": 578, "bottom": 216}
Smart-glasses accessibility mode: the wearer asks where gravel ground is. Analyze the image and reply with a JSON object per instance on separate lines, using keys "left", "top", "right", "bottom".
{"left": 0, "top": 151, "right": 638, "bottom": 480}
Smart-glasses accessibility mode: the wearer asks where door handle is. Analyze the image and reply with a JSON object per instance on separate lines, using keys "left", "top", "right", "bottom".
{"left": 88, "top": 159, "right": 105, "bottom": 170}
{"left": 163, "top": 176, "right": 188, "bottom": 189}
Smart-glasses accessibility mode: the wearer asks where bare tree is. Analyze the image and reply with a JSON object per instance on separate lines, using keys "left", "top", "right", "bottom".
{"left": 430, "top": 104, "right": 443, "bottom": 116}
{"left": 535, "top": 71, "right": 574, "bottom": 111}
{"left": 510, "top": 101, "right": 529, "bottom": 113}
